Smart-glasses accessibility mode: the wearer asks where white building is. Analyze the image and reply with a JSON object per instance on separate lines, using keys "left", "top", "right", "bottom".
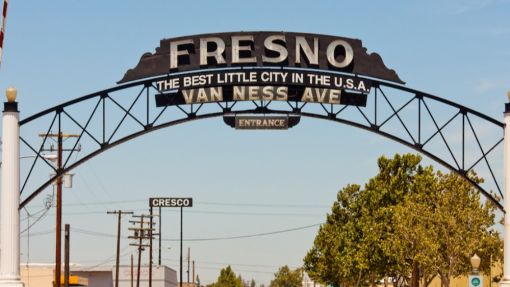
{"left": 302, "top": 272, "right": 325, "bottom": 287}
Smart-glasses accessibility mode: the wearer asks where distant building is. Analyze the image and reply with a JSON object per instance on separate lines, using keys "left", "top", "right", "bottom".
{"left": 300, "top": 264, "right": 502, "bottom": 287}
{"left": 302, "top": 272, "right": 325, "bottom": 287}
{"left": 20, "top": 264, "right": 177, "bottom": 287}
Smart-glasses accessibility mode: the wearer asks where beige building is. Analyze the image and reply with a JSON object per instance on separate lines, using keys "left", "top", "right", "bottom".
{"left": 21, "top": 264, "right": 177, "bottom": 287}
{"left": 302, "top": 264, "right": 502, "bottom": 287}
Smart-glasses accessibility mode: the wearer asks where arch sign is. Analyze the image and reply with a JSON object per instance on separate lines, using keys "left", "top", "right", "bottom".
{"left": 120, "top": 32, "right": 404, "bottom": 118}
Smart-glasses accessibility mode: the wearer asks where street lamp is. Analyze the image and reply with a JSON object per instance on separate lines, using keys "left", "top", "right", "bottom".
{"left": 471, "top": 254, "right": 481, "bottom": 275}
{"left": 6, "top": 86, "right": 17, "bottom": 103}
{"left": 469, "top": 254, "right": 483, "bottom": 287}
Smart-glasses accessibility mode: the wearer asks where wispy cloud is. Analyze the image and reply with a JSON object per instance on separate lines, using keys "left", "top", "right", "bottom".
{"left": 447, "top": 0, "right": 510, "bottom": 15}
{"left": 487, "top": 27, "right": 510, "bottom": 36}
{"left": 474, "top": 78, "right": 510, "bottom": 94}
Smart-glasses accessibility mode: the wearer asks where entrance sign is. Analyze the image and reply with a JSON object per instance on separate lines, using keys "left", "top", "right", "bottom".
{"left": 149, "top": 197, "right": 193, "bottom": 208}
{"left": 223, "top": 114, "right": 301, "bottom": 130}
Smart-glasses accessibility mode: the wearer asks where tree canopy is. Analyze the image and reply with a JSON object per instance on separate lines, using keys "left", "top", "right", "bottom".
{"left": 206, "top": 266, "right": 244, "bottom": 287}
{"left": 269, "top": 265, "right": 303, "bottom": 287}
{"left": 303, "top": 153, "right": 502, "bottom": 287}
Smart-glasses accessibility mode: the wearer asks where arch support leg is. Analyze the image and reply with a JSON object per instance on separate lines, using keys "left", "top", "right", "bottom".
{"left": 0, "top": 96, "right": 24, "bottom": 287}
{"left": 502, "top": 103, "right": 510, "bottom": 287}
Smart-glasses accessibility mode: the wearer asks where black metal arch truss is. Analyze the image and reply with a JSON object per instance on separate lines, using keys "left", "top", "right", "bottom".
{"left": 18, "top": 69, "right": 505, "bottom": 211}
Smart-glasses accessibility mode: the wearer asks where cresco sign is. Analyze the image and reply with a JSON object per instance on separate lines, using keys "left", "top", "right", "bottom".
{"left": 119, "top": 31, "right": 403, "bottom": 108}
{"left": 149, "top": 197, "right": 193, "bottom": 208}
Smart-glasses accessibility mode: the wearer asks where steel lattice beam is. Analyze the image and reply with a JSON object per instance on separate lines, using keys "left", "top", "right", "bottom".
{"left": 18, "top": 70, "right": 505, "bottom": 211}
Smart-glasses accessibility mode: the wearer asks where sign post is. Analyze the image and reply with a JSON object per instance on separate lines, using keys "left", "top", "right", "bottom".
{"left": 150, "top": 197, "right": 193, "bottom": 287}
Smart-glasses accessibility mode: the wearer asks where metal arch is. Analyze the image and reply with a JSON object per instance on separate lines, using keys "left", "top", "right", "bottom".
{"left": 17, "top": 68, "right": 506, "bottom": 211}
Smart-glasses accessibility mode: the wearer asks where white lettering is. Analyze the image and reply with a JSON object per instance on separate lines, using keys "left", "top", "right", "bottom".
{"left": 170, "top": 39, "right": 194, "bottom": 69}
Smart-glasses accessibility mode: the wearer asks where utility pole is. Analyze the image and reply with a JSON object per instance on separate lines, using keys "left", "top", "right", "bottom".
{"left": 158, "top": 206, "right": 162, "bottom": 266}
{"left": 107, "top": 210, "right": 133, "bottom": 287}
{"left": 150, "top": 207, "right": 153, "bottom": 287}
{"left": 129, "top": 214, "right": 154, "bottom": 287}
{"left": 192, "top": 261, "right": 195, "bottom": 287}
{"left": 64, "top": 224, "right": 70, "bottom": 287}
{"left": 187, "top": 248, "right": 190, "bottom": 285}
{"left": 39, "top": 132, "right": 79, "bottom": 287}
{"left": 180, "top": 207, "right": 183, "bottom": 287}
{"left": 148, "top": 207, "right": 159, "bottom": 287}
{"left": 130, "top": 254, "right": 134, "bottom": 287}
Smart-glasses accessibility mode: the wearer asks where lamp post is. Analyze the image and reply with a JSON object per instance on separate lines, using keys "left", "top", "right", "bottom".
{"left": 469, "top": 254, "right": 482, "bottom": 287}
{"left": 468, "top": 254, "right": 483, "bottom": 287}
{"left": 0, "top": 87, "right": 24, "bottom": 287}
{"left": 471, "top": 254, "right": 481, "bottom": 275}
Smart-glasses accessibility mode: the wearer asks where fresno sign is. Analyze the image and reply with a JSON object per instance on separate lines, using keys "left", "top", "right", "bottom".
{"left": 119, "top": 32, "right": 403, "bottom": 109}
{"left": 168, "top": 35, "right": 354, "bottom": 70}
{"left": 120, "top": 31, "right": 403, "bottom": 85}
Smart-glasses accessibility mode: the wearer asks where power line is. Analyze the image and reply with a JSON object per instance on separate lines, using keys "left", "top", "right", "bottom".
{"left": 21, "top": 223, "right": 322, "bottom": 242}
{"left": 24, "top": 209, "right": 324, "bottom": 218}
{"left": 81, "top": 246, "right": 132, "bottom": 271}
{"left": 167, "top": 223, "right": 321, "bottom": 242}
{"left": 197, "top": 265, "right": 275, "bottom": 275}
{"left": 199, "top": 201, "right": 329, "bottom": 209}
{"left": 162, "top": 257, "right": 300, "bottom": 270}
{"left": 27, "top": 199, "right": 330, "bottom": 209}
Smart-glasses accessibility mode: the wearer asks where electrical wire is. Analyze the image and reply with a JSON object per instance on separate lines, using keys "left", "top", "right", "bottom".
{"left": 26, "top": 223, "right": 321, "bottom": 242}
{"left": 169, "top": 223, "right": 321, "bottom": 241}
{"left": 28, "top": 199, "right": 330, "bottom": 209}
{"left": 161, "top": 257, "right": 300, "bottom": 270}
{"left": 20, "top": 207, "right": 47, "bottom": 222}
{"left": 81, "top": 245, "right": 132, "bottom": 271}
{"left": 20, "top": 207, "right": 51, "bottom": 234}
{"left": 31, "top": 209, "right": 324, "bottom": 218}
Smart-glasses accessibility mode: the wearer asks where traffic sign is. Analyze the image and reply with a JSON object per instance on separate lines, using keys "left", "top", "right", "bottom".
{"left": 469, "top": 275, "right": 483, "bottom": 287}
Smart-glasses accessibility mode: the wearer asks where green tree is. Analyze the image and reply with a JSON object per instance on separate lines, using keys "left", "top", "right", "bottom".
{"left": 207, "top": 266, "right": 244, "bottom": 287}
{"left": 303, "top": 153, "right": 502, "bottom": 287}
{"left": 303, "top": 184, "right": 369, "bottom": 287}
{"left": 357, "top": 154, "right": 431, "bottom": 287}
{"left": 269, "top": 266, "right": 303, "bottom": 287}
{"left": 430, "top": 171, "right": 501, "bottom": 287}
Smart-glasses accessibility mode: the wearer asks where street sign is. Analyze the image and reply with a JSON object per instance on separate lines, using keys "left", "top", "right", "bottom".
{"left": 469, "top": 275, "right": 483, "bottom": 287}
{"left": 149, "top": 197, "right": 193, "bottom": 208}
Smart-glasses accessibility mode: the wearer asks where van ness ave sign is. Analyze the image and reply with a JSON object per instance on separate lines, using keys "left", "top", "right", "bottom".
{"left": 119, "top": 31, "right": 404, "bottom": 84}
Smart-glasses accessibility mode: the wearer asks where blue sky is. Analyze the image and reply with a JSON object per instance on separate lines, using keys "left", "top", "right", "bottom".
{"left": 1, "top": 0, "right": 509, "bottom": 285}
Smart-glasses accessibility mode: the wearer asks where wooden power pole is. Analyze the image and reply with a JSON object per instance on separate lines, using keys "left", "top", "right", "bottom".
{"left": 107, "top": 210, "right": 133, "bottom": 287}
{"left": 64, "top": 224, "right": 70, "bottom": 287}
{"left": 39, "top": 132, "right": 79, "bottom": 287}
{"left": 129, "top": 214, "right": 154, "bottom": 287}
